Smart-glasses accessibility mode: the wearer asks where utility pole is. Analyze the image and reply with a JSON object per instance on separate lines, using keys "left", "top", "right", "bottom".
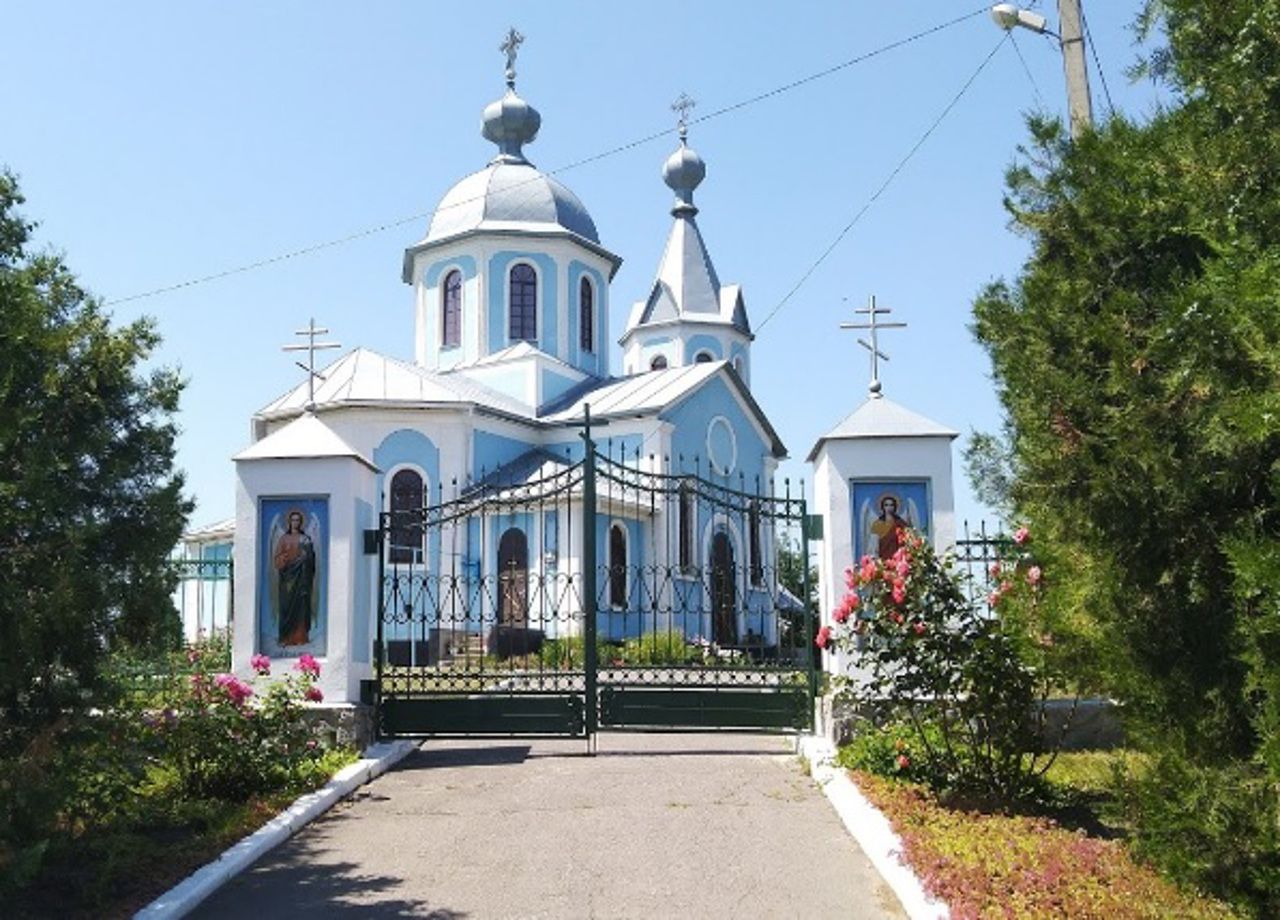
{"left": 1057, "top": 0, "right": 1093, "bottom": 138}
{"left": 992, "top": 1, "right": 1093, "bottom": 138}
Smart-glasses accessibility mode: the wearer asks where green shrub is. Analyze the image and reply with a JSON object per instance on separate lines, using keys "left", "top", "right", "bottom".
{"left": 148, "top": 650, "right": 333, "bottom": 799}
{"left": 618, "top": 631, "right": 701, "bottom": 666}
{"left": 539, "top": 634, "right": 613, "bottom": 669}
{"left": 1118, "top": 755, "right": 1280, "bottom": 919}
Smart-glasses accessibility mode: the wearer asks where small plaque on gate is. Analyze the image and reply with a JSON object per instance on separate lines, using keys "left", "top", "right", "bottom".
{"left": 362, "top": 529, "right": 380, "bottom": 555}
{"left": 805, "top": 514, "right": 824, "bottom": 540}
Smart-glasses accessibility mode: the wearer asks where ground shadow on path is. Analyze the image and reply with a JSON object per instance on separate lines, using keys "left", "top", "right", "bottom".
{"left": 189, "top": 843, "right": 467, "bottom": 919}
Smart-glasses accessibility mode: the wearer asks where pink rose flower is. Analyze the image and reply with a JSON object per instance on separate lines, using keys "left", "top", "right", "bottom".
{"left": 892, "top": 581, "right": 907, "bottom": 606}
{"left": 1027, "top": 565, "right": 1043, "bottom": 585}
{"left": 250, "top": 653, "right": 271, "bottom": 675}
{"left": 896, "top": 754, "right": 910, "bottom": 770}
{"left": 989, "top": 562, "right": 1002, "bottom": 578}
{"left": 913, "top": 621, "right": 926, "bottom": 636}
{"left": 295, "top": 654, "right": 321, "bottom": 677}
{"left": 305, "top": 685, "right": 324, "bottom": 702}
{"left": 213, "top": 673, "right": 253, "bottom": 706}
{"left": 1014, "top": 527, "right": 1030, "bottom": 545}
{"left": 815, "top": 626, "right": 832, "bottom": 650}
{"left": 833, "top": 605, "right": 849, "bottom": 625}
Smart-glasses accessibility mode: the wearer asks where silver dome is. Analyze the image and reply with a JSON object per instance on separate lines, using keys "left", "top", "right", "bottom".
{"left": 425, "top": 161, "right": 600, "bottom": 244}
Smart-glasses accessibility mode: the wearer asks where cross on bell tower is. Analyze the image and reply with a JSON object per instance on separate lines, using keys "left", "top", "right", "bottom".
{"left": 671, "top": 92, "right": 696, "bottom": 141}
{"left": 839, "top": 295, "right": 906, "bottom": 399}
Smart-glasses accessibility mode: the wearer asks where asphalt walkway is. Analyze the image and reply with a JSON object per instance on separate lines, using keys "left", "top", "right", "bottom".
{"left": 189, "top": 732, "right": 908, "bottom": 920}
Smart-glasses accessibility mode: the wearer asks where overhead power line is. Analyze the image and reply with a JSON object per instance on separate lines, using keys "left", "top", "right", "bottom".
{"left": 105, "top": 6, "right": 989, "bottom": 307}
{"left": 756, "top": 32, "right": 1010, "bottom": 333}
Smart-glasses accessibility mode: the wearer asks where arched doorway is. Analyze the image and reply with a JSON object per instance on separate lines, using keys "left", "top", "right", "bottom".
{"left": 710, "top": 531, "right": 738, "bottom": 646}
{"left": 497, "top": 528, "right": 528, "bottom": 626}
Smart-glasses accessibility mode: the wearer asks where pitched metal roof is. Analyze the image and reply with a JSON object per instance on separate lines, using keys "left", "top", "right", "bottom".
{"left": 621, "top": 215, "right": 751, "bottom": 342}
{"left": 257, "top": 348, "right": 532, "bottom": 421}
{"left": 234, "top": 412, "right": 377, "bottom": 469}
{"left": 806, "top": 396, "right": 959, "bottom": 461}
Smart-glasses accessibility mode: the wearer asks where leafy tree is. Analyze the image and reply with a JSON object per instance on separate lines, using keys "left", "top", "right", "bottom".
{"left": 970, "top": 2, "right": 1280, "bottom": 911}
{"left": 0, "top": 170, "right": 191, "bottom": 751}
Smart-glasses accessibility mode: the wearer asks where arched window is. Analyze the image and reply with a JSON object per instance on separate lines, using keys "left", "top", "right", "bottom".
{"left": 695, "top": 351, "right": 714, "bottom": 364}
{"left": 678, "top": 481, "right": 694, "bottom": 572}
{"left": 389, "top": 468, "right": 424, "bottom": 564}
{"left": 497, "top": 528, "right": 528, "bottom": 624}
{"left": 509, "top": 263, "right": 537, "bottom": 342}
{"left": 650, "top": 355, "right": 668, "bottom": 371}
{"left": 609, "top": 523, "right": 627, "bottom": 608}
{"left": 441, "top": 270, "right": 462, "bottom": 348}
{"left": 579, "top": 277, "right": 594, "bottom": 354}
{"left": 749, "top": 500, "right": 763, "bottom": 586}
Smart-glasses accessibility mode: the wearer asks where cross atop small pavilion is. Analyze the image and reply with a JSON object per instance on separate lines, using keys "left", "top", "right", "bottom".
{"left": 282, "top": 318, "right": 341, "bottom": 412}
{"left": 671, "top": 92, "right": 696, "bottom": 140}
{"left": 839, "top": 295, "right": 906, "bottom": 398}
{"left": 500, "top": 27, "right": 525, "bottom": 88}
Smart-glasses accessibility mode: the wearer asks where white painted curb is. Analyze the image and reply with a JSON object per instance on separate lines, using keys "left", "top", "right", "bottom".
{"left": 134, "top": 740, "right": 417, "bottom": 920}
{"left": 797, "top": 733, "right": 950, "bottom": 920}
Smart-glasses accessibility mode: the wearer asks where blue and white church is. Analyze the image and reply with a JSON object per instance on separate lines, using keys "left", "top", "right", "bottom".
{"left": 229, "top": 48, "right": 791, "bottom": 706}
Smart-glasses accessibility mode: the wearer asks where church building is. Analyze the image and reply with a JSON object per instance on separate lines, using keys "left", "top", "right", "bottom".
{"left": 229, "top": 37, "right": 792, "bottom": 708}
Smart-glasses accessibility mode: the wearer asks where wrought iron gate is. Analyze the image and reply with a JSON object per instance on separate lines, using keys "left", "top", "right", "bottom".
{"left": 374, "top": 426, "right": 816, "bottom": 740}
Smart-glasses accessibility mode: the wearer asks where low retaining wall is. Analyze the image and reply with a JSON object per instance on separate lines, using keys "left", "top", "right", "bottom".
{"left": 816, "top": 695, "right": 1124, "bottom": 751}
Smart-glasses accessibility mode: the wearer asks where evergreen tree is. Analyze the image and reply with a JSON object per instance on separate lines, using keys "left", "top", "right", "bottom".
{"left": 971, "top": 3, "right": 1280, "bottom": 911}
{"left": 0, "top": 171, "right": 191, "bottom": 752}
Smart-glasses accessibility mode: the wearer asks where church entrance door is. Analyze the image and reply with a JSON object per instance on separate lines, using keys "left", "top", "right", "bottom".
{"left": 497, "top": 527, "right": 528, "bottom": 627}
{"left": 710, "top": 531, "right": 738, "bottom": 646}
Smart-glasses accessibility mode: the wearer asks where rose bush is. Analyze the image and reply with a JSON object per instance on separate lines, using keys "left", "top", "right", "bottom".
{"left": 823, "top": 529, "right": 1074, "bottom": 801}
{"left": 149, "top": 650, "right": 330, "bottom": 799}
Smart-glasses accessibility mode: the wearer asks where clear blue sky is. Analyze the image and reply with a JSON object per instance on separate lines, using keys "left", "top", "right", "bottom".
{"left": 3, "top": 1, "right": 1162, "bottom": 530}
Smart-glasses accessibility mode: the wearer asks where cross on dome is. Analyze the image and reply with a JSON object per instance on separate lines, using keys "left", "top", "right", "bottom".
{"left": 500, "top": 27, "right": 524, "bottom": 88}
{"left": 839, "top": 295, "right": 906, "bottom": 398}
{"left": 671, "top": 92, "right": 696, "bottom": 141}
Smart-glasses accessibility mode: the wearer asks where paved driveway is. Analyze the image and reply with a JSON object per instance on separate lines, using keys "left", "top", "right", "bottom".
{"left": 190, "top": 732, "right": 907, "bottom": 920}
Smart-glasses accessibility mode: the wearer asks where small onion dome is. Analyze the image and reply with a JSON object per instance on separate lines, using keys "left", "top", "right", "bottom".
{"left": 662, "top": 140, "right": 705, "bottom": 216}
{"left": 482, "top": 89, "right": 541, "bottom": 165}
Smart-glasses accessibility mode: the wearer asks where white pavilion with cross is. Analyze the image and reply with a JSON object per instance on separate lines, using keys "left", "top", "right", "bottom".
{"left": 223, "top": 31, "right": 790, "bottom": 705}
{"left": 807, "top": 297, "right": 958, "bottom": 680}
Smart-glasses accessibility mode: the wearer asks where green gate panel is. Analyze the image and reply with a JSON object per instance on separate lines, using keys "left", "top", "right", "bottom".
{"left": 599, "top": 687, "right": 808, "bottom": 730}
{"left": 382, "top": 694, "right": 585, "bottom": 737}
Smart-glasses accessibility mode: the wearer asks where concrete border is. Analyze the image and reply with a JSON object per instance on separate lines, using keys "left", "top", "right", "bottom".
{"left": 135, "top": 740, "right": 417, "bottom": 920}
{"left": 797, "top": 733, "right": 950, "bottom": 920}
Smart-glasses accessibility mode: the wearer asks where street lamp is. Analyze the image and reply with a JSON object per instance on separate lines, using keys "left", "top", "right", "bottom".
{"left": 991, "top": 2, "right": 1093, "bottom": 137}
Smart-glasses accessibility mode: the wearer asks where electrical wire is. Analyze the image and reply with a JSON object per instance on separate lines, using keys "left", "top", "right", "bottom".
{"left": 755, "top": 32, "right": 1010, "bottom": 333}
{"left": 1008, "top": 32, "right": 1046, "bottom": 109}
{"left": 104, "top": 7, "right": 990, "bottom": 307}
{"left": 1081, "top": 6, "right": 1115, "bottom": 118}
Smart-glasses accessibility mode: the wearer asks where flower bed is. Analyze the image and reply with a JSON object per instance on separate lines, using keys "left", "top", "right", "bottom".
{"left": 3, "top": 645, "right": 356, "bottom": 918}
{"left": 848, "top": 769, "right": 1239, "bottom": 920}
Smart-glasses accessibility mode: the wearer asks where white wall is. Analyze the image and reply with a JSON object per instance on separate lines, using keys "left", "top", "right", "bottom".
{"left": 233, "top": 454, "right": 379, "bottom": 704}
